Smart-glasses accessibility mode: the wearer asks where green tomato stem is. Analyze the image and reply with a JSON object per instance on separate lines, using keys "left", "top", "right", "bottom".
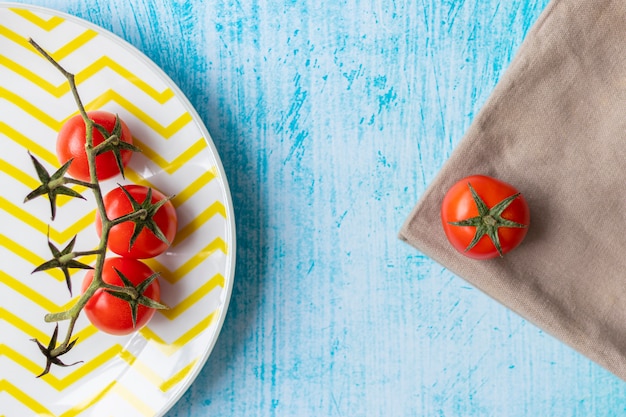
{"left": 72, "top": 249, "right": 105, "bottom": 257}
{"left": 100, "top": 282, "right": 138, "bottom": 298}
{"left": 109, "top": 208, "right": 149, "bottom": 226}
{"left": 64, "top": 178, "right": 96, "bottom": 189}
{"left": 91, "top": 134, "right": 120, "bottom": 155}
{"left": 28, "top": 38, "right": 123, "bottom": 353}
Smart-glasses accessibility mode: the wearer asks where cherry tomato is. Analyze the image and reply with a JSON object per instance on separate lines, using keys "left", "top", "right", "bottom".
{"left": 81, "top": 257, "right": 161, "bottom": 335}
{"left": 441, "top": 175, "right": 530, "bottom": 259}
{"left": 56, "top": 110, "right": 133, "bottom": 181}
{"left": 95, "top": 185, "right": 178, "bottom": 259}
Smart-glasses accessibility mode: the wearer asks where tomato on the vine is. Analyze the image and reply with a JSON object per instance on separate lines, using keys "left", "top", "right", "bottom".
{"left": 95, "top": 185, "right": 178, "bottom": 259}
{"left": 57, "top": 110, "right": 133, "bottom": 181}
{"left": 81, "top": 257, "right": 161, "bottom": 336}
{"left": 440, "top": 175, "right": 530, "bottom": 260}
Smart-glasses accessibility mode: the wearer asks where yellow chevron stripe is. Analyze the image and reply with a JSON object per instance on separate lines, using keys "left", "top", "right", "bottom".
{"left": 0, "top": 270, "right": 76, "bottom": 312}
{"left": 50, "top": 30, "right": 98, "bottom": 61}
{"left": 0, "top": 121, "right": 80, "bottom": 206}
{"left": 175, "top": 201, "right": 227, "bottom": 245}
{"left": 0, "top": 53, "right": 68, "bottom": 98}
{"left": 160, "top": 359, "right": 198, "bottom": 392}
{"left": 133, "top": 137, "right": 208, "bottom": 175}
{"left": 70, "top": 322, "right": 99, "bottom": 343}
{"left": 55, "top": 208, "right": 97, "bottom": 243}
{"left": 10, "top": 8, "right": 65, "bottom": 31}
{"left": 85, "top": 90, "right": 193, "bottom": 138}
{"left": 111, "top": 384, "right": 155, "bottom": 417}
{"left": 0, "top": 307, "right": 48, "bottom": 341}
{"left": 1, "top": 300, "right": 97, "bottom": 349}
{"left": 170, "top": 167, "right": 217, "bottom": 207}
{"left": 7, "top": 156, "right": 208, "bottom": 210}
{"left": 0, "top": 196, "right": 95, "bottom": 245}
{"left": 0, "top": 343, "right": 42, "bottom": 378}
{"left": 0, "top": 172, "right": 228, "bottom": 284}
{"left": 1, "top": 20, "right": 95, "bottom": 62}
{"left": 46, "top": 345, "right": 123, "bottom": 390}
{"left": 60, "top": 381, "right": 156, "bottom": 417}
{"left": 1, "top": 86, "right": 192, "bottom": 138}
{"left": 0, "top": 343, "right": 113, "bottom": 390}
{"left": 0, "top": 379, "right": 52, "bottom": 415}
{"left": 0, "top": 187, "right": 223, "bottom": 254}
{"left": 160, "top": 274, "right": 224, "bottom": 320}
{"left": 0, "top": 25, "right": 98, "bottom": 64}
{"left": 147, "top": 237, "right": 227, "bottom": 285}
{"left": 124, "top": 167, "right": 216, "bottom": 208}
{"left": 0, "top": 155, "right": 84, "bottom": 208}
{"left": 118, "top": 348, "right": 157, "bottom": 381}
{"left": 1, "top": 342, "right": 197, "bottom": 394}
{"left": 2, "top": 124, "right": 203, "bottom": 182}
{"left": 0, "top": 157, "right": 37, "bottom": 187}
{"left": 0, "top": 88, "right": 59, "bottom": 149}
{"left": 1, "top": 54, "right": 174, "bottom": 103}
{"left": 60, "top": 380, "right": 116, "bottom": 417}
{"left": 0, "top": 149, "right": 85, "bottom": 208}
{"left": 0, "top": 180, "right": 232, "bottom": 284}
{"left": 3, "top": 334, "right": 182, "bottom": 391}
{"left": 1, "top": 141, "right": 204, "bottom": 211}
{"left": 76, "top": 57, "right": 174, "bottom": 103}
{"left": 141, "top": 309, "right": 218, "bottom": 356}
{"left": 117, "top": 350, "right": 198, "bottom": 393}
{"left": 0, "top": 282, "right": 219, "bottom": 356}
{"left": 0, "top": 351, "right": 187, "bottom": 415}
{"left": 0, "top": 53, "right": 47, "bottom": 88}
{"left": 0, "top": 25, "right": 26, "bottom": 49}
{"left": 0, "top": 280, "right": 210, "bottom": 411}
{"left": 0, "top": 120, "right": 57, "bottom": 167}
{"left": 0, "top": 234, "right": 65, "bottom": 281}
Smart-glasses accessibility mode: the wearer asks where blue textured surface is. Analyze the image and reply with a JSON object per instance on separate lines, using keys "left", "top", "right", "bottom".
{"left": 8, "top": 0, "right": 626, "bottom": 415}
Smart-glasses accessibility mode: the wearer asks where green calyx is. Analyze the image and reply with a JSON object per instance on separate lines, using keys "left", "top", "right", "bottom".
{"left": 117, "top": 186, "right": 173, "bottom": 251}
{"left": 32, "top": 233, "right": 94, "bottom": 296}
{"left": 105, "top": 268, "right": 168, "bottom": 328}
{"left": 448, "top": 182, "right": 527, "bottom": 257}
{"left": 23, "top": 153, "right": 86, "bottom": 220}
{"left": 91, "top": 116, "right": 142, "bottom": 179}
{"left": 31, "top": 324, "right": 82, "bottom": 378}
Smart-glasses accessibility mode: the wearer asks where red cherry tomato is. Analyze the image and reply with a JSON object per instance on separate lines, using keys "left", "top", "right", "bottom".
{"left": 441, "top": 175, "right": 530, "bottom": 259}
{"left": 81, "top": 257, "right": 161, "bottom": 335}
{"left": 56, "top": 110, "right": 133, "bottom": 181}
{"left": 95, "top": 185, "right": 178, "bottom": 259}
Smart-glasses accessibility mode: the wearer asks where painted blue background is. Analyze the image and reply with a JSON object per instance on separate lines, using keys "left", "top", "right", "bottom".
{"left": 9, "top": 0, "right": 626, "bottom": 415}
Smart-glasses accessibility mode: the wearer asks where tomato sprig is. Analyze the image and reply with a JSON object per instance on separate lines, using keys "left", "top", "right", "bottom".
{"left": 23, "top": 39, "right": 170, "bottom": 377}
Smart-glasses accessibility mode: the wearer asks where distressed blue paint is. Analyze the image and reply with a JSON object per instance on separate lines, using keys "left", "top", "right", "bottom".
{"left": 9, "top": 0, "right": 626, "bottom": 415}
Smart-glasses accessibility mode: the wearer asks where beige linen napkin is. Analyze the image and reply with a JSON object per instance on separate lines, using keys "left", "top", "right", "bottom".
{"left": 400, "top": 0, "right": 626, "bottom": 381}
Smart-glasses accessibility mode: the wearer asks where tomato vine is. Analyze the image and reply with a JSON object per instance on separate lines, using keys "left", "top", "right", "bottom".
{"left": 24, "top": 39, "right": 169, "bottom": 377}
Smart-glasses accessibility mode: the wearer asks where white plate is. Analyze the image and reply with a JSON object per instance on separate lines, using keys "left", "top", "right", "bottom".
{"left": 0, "top": 3, "right": 235, "bottom": 416}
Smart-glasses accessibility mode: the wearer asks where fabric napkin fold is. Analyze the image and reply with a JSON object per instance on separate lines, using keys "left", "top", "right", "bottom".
{"left": 400, "top": 0, "right": 626, "bottom": 381}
